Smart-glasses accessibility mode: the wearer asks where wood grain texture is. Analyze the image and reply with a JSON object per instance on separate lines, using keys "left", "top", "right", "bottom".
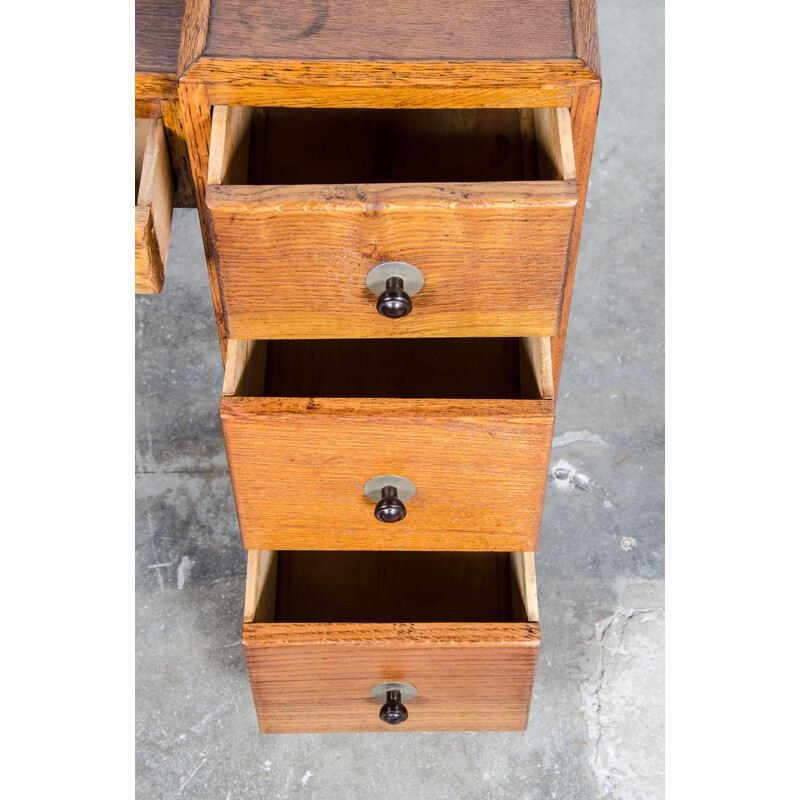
{"left": 207, "top": 105, "right": 251, "bottom": 186}
{"left": 135, "top": 72, "right": 177, "bottom": 102}
{"left": 184, "top": 58, "right": 596, "bottom": 109}
{"left": 533, "top": 106, "right": 576, "bottom": 180}
{"left": 135, "top": 97, "right": 163, "bottom": 119}
{"left": 136, "top": 119, "right": 174, "bottom": 293}
{"left": 135, "top": 4, "right": 195, "bottom": 206}
{"left": 209, "top": 182, "right": 575, "bottom": 339}
{"left": 572, "top": 0, "right": 602, "bottom": 80}
{"left": 178, "top": 80, "right": 228, "bottom": 358}
{"left": 177, "top": 0, "right": 211, "bottom": 75}
{"left": 135, "top": 0, "right": 184, "bottom": 74}
{"left": 551, "top": 80, "right": 601, "bottom": 392}
{"left": 242, "top": 549, "right": 539, "bottom": 732}
{"left": 221, "top": 393, "right": 554, "bottom": 551}
{"left": 203, "top": 80, "right": 576, "bottom": 110}
{"left": 204, "top": 0, "right": 573, "bottom": 61}
{"left": 243, "top": 626, "right": 538, "bottom": 732}
{"left": 159, "top": 100, "right": 195, "bottom": 207}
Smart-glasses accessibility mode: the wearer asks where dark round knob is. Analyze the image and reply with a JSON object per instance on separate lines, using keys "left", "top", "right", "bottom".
{"left": 376, "top": 276, "right": 412, "bottom": 318}
{"left": 374, "top": 485, "right": 406, "bottom": 523}
{"left": 379, "top": 689, "right": 408, "bottom": 725}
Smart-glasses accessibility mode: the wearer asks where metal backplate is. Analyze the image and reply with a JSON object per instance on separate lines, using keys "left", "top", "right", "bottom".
{"left": 365, "top": 262, "right": 424, "bottom": 297}
{"left": 363, "top": 475, "right": 416, "bottom": 502}
{"left": 371, "top": 682, "right": 419, "bottom": 701}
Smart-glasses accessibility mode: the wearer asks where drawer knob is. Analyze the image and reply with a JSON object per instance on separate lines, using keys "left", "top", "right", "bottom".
{"left": 376, "top": 276, "right": 413, "bottom": 318}
{"left": 371, "top": 682, "right": 417, "bottom": 724}
{"left": 365, "top": 262, "right": 424, "bottom": 319}
{"left": 374, "top": 485, "right": 406, "bottom": 523}
{"left": 364, "top": 475, "right": 416, "bottom": 523}
{"left": 379, "top": 689, "right": 408, "bottom": 725}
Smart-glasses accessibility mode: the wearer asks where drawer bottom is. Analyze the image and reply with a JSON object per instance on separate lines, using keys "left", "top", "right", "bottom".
{"left": 242, "top": 550, "right": 540, "bottom": 733}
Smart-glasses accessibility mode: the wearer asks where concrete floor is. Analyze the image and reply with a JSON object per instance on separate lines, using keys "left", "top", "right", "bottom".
{"left": 135, "top": 2, "right": 664, "bottom": 797}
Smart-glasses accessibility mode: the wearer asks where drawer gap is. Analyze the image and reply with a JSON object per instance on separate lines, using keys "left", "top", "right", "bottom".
{"left": 263, "top": 338, "right": 528, "bottom": 399}
{"left": 225, "top": 337, "right": 554, "bottom": 401}
{"left": 209, "top": 106, "right": 574, "bottom": 186}
{"left": 246, "top": 551, "right": 535, "bottom": 624}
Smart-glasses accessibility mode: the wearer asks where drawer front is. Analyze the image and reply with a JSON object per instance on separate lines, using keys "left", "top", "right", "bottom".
{"left": 220, "top": 337, "right": 555, "bottom": 551}
{"left": 205, "top": 104, "right": 577, "bottom": 338}
{"left": 208, "top": 182, "right": 576, "bottom": 338}
{"left": 135, "top": 118, "right": 174, "bottom": 294}
{"left": 221, "top": 396, "right": 554, "bottom": 551}
{"left": 242, "top": 550, "right": 540, "bottom": 733}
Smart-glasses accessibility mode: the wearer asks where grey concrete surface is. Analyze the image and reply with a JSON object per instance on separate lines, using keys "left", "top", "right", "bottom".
{"left": 136, "top": 2, "right": 664, "bottom": 797}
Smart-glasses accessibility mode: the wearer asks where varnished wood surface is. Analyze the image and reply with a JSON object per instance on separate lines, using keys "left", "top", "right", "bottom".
{"left": 207, "top": 105, "right": 575, "bottom": 339}
{"left": 178, "top": 80, "right": 228, "bottom": 358}
{"left": 552, "top": 79, "right": 601, "bottom": 392}
{"left": 243, "top": 550, "right": 539, "bottom": 732}
{"left": 136, "top": 0, "right": 184, "bottom": 74}
{"left": 209, "top": 181, "right": 574, "bottom": 339}
{"left": 243, "top": 627, "right": 538, "bottom": 732}
{"left": 220, "top": 375, "right": 554, "bottom": 550}
{"left": 274, "top": 552, "right": 516, "bottom": 624}
{"left": 135, "top": 3, "right": 196, "bottom": 205}
{"left": 177, "top": 0, "right": 600, "bottom": 376}
{"left": 204, "top": 0, "right": 573, "bottom": 60}
{"left": 573, "top": 0, "right": 602, "bottom": 80}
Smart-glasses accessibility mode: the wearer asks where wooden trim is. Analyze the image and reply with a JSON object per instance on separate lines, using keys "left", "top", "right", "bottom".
{"left": 135, "top": 98, "right": 162, "bottom": 119}
{"left": 183, "top": 56, "right": 599, "bottom": 89}
{"left": 207, "top": 105, "right": 252, "bottom": 186}
{"left": 221, "top": 395, "right": 554, "bottom": 419}
{"left": 135, "top": 71, "right": 178, "bottom": 102}
{"left": 205, "top": 84, "right": 576, "bottom": 110}
{"left": 571, "top": 0, "right": 602, "bottom": 80}
{"left": 178, "top": 80, "right": 228, "bottom": 359}
{"left": 243, "top": 621, "right": 540, "bottom": 647}
{"left": 159, "top": 99, "right": 195, "bottom": 207}
{"left": 551, "top": 81, "right": 601, "bottom": 392}
{"left": 207, "top": 181, "right": 577, "bottom": 210}
{"left": 243, "top": 550, "right": 278, "bottom": 624}
{"left": 177, "top": 0, "right": 212, "bottom": 76}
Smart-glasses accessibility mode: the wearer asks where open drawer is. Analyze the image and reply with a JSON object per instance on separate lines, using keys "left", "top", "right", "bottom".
{"left": 135, "top": 118, "right": 174, "bottom": 293}
{"left": 221, "top": 335, "right": 555, "bottom": 551}
{"left": 206, "top": 106, "right": 577, "bottom": 339}
{"left": 243, "top": 549, "right": 539, "bottom": 733}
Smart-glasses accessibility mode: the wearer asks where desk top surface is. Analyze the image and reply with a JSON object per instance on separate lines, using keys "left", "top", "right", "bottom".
{"left": 136, "top": 0, "right": 184, "bottom": 75}
{"left": 203, "top": 0, "right": 575, "bottom": 63}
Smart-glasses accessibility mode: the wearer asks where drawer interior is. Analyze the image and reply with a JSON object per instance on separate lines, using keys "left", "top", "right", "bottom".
{"left": 208, "top": 106, "right": 575, "bottom": 186}
{"left": 223, "top": 336, "right": 554, "bottom": 400}
{"left": 245, "top": 550, "right": 538, "bottom": 625}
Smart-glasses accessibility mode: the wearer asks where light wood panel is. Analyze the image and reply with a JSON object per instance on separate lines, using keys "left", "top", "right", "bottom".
{"left": 135, "top": 119, "right": 175, "bottom": 294}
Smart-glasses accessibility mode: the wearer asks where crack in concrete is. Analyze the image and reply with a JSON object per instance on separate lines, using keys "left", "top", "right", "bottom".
{"left": 582, "top": 581, "right": 665, "bottom": 800}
